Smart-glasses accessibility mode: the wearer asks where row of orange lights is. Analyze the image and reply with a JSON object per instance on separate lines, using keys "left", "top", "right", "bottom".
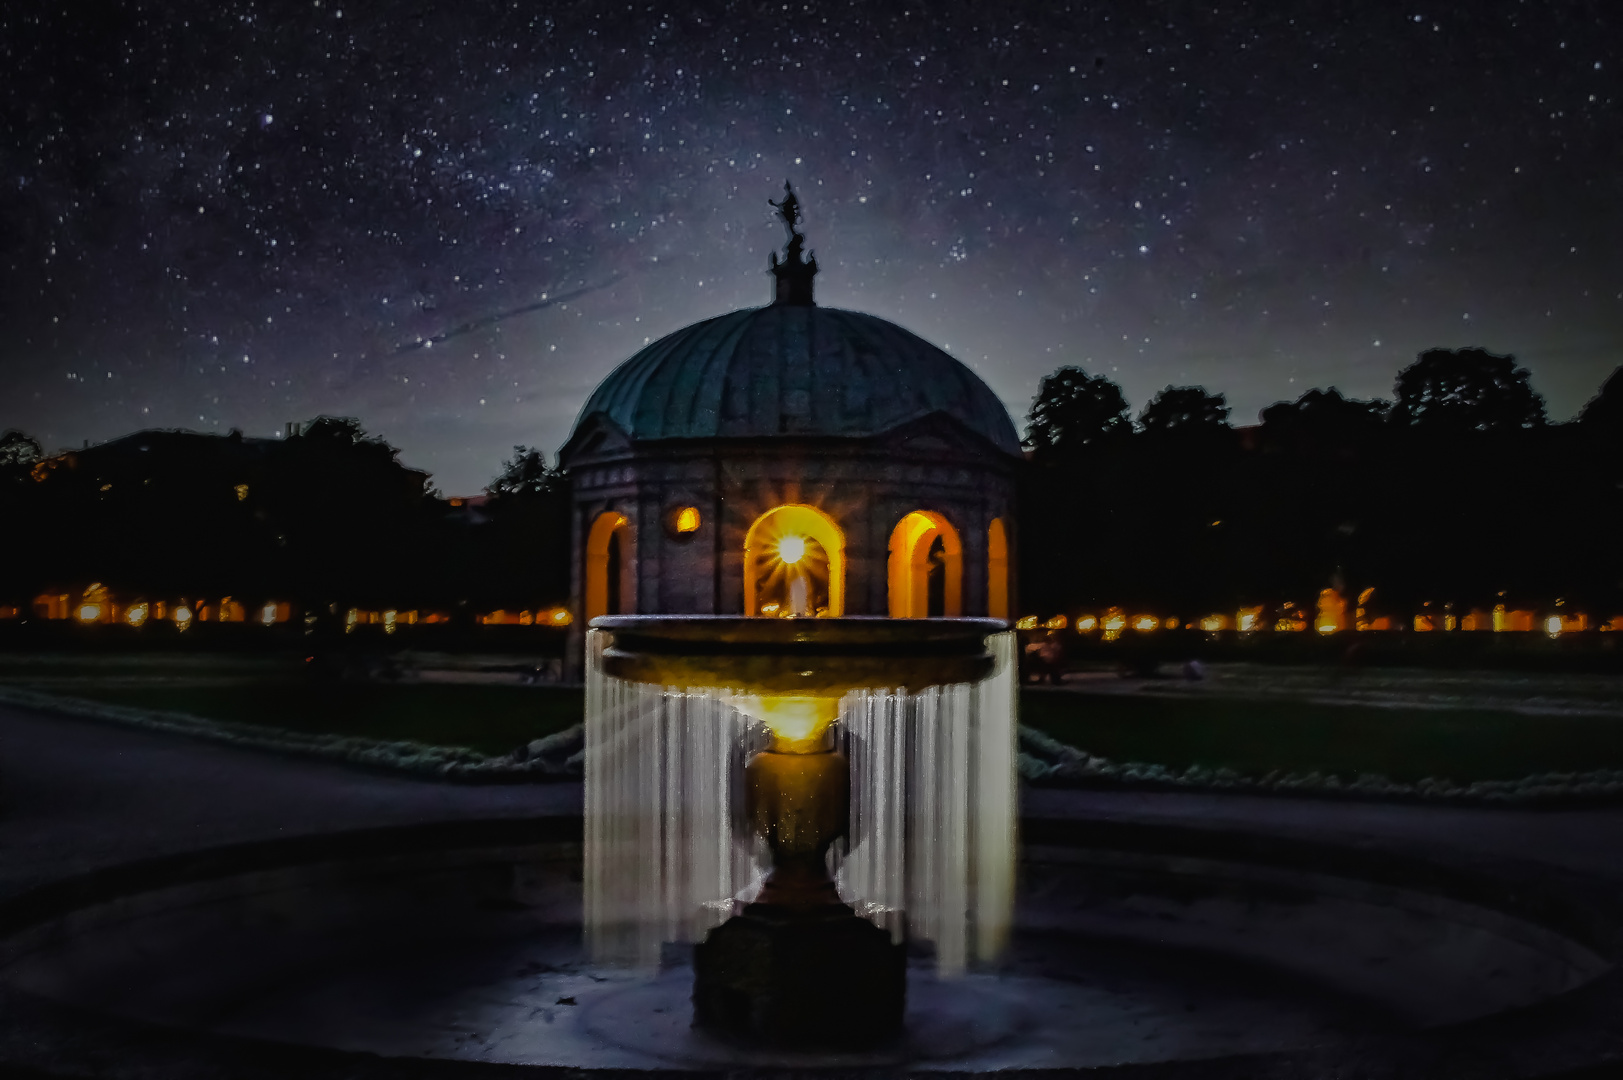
{"left": 17, "top": 588, "right": 571, "bottom": 633}
{"left": 1019, "top": 589, "right": 1623, "bottom": 638}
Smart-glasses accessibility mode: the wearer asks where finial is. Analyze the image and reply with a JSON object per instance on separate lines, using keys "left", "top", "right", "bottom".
{"left": 767, "top": 181, "right": 817, "bottom": 306}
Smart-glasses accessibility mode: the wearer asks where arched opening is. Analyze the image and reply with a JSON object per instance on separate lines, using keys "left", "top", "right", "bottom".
{"left": 585, "top": 511, "right": 629, "bottom": 621}
{"left": 744, "top": 504, "right": 845, "bottom": 617}
{"left": 987, "top": 518, "right": 1010, "bottom": 620}
{"left": 888, "top": 511, "right": 963, "bottom": 618}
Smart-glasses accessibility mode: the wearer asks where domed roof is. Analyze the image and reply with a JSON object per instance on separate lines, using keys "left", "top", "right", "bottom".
{"left": 569, "top": 304, "right": 1021, "bottom": 456}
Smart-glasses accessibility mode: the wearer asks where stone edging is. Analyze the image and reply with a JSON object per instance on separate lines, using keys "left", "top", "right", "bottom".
{"left": 1018, "top": 725, "right": 1623, "bottom": 805}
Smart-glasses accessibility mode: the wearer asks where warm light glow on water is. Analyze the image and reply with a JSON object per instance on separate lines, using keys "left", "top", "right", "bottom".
{"left": 583, "top": 630, "right": 1018, "bottom": 976}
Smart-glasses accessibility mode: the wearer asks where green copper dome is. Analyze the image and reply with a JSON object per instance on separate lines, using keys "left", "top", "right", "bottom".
{"left": 569, "top": 304, "right": 1021, "bottom": 456}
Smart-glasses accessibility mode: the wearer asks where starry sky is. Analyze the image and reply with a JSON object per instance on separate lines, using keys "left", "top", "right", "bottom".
{"left": 3, "top": 0, "right": 1619, "bottom": 493}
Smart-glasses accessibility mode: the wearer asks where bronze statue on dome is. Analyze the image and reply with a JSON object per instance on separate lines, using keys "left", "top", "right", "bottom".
{"left": 768, "top": 181, "right": 817, "bottom": 305}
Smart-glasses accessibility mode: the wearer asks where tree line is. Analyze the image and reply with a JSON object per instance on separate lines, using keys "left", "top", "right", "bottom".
{"left": 1019, "top": 349, "right": 1623, "bottom": 622}
{"left": 3, "top": 347, "right": 1619, "bottom": 626}
{"left": 0, "top": 419, "right": 570, "bottom": 620}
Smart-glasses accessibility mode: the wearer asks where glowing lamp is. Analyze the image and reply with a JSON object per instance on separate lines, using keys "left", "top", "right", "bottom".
{"left": 125, "top": 602, "right": 148, "bottom": 628}
{"left": 1546, "top": 615, "right": 1563, "bottom": 636}
{"left": 260, "top": 602, "right": 278, "bottom": 626}
{"left": 1076, "top": 615, "right": 1098, "bottom": 631}
{"left": 778, "top": 534, "right": 806, "bottom": 565}
{"left": 76, "top": 604, "right": 101, "bottom": 624}
{"left": 550, "top": 608, "right": 573, "bottom": 625}
{"left": 1132, "top": 615, "right": 1157, "bottom": 631}
{"left": 174, "top": 605, "right": 193, "bottom": 630}
{"left": 674, "top": 506, "right": 701, "bottom": 533}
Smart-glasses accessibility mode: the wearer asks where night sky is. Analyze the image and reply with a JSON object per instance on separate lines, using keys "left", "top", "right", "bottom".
{"left": 3, "top": 1, "right": 1619, "bottom": 493}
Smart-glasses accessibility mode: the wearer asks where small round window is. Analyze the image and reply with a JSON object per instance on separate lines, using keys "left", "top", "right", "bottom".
{"left": 671, "top": 506, "right": 701, "bottom": 535}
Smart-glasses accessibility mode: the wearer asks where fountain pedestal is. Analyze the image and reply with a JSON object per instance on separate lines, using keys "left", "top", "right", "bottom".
{"left": 694, "top": 740, "right": 905, "bottom": 1046}
{"left": 694, "top": 902, "right": 904, "bottom": 1047}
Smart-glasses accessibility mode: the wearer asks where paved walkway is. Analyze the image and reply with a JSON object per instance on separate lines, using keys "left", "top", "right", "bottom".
{"left": 0, "top": 701, "right": 579, "bottom": 902}
{"left": 4, "top": 698, "right": 1623, "bottom": 902}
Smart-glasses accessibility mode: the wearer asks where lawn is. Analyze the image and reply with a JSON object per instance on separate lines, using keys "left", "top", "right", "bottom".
{"left": 1020, "top": 688, "right": 1623, "bottom": 784}
{"left": 58, "top": 682, "right": 582, "bottom": 758}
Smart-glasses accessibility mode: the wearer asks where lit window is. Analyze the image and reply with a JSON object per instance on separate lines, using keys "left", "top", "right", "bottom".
{"left": 1075, "top": 615, "right": 1098, "bottom": 631}
{"left": 77, "top": 604, "right": 101, "bottom": 623}
{"left": 673, "top": 506, "right": 701, "bottom": 533}
{"left": 234, "top": 483, "right": 249, "bottom": 501}
{"left": 125, "top": 602, "right": 149, "bottom": 628}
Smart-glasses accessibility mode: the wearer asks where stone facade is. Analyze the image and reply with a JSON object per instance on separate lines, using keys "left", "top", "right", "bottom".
{"left": 564, "top": 411, "right": 1016, "bottom": 611}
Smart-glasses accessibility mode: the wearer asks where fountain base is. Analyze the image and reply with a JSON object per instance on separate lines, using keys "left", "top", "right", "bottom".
{"left": 693, "top": 902, "right": 905, "bottom": 1047}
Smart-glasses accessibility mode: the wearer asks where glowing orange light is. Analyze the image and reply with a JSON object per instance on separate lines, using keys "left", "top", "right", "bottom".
{"left": 1237, "top": 606, "right": 1264, "bottom": 632}
{"left": 778, "top": 534, "right": 806, "bottom": 565}
{"left": 76, "top": 604, "right": 101, "bottom": 624}
{"left": 549, "top": 608, "right": 573, "bottom": 625}
{"left": 1015, "top": 615, "right": 1038, "bottom": 630}
{"left": 1546, "top": 615, "right": 1562, "bottom": 636}
{"left": 1075, "top": 615, "right": 1098, "bottom": 631}
{"left": 1132, "top": 615, "right": 1157, "bottom": 631}
{"left": 174, "top": 604, "right": 193, "bottom": 629}
{"left": 125, "top": 602, "right": 149, "bottom": 628}
{"left": 674, "top": 506, "right": 701, "bottom": 533}
{"left": 1043, "top": 614, "right": 1067, "bottom": 630}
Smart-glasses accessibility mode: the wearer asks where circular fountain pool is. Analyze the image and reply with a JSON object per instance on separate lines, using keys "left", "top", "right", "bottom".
{"left": 0, "top": 816, "right": 1617, "bottom": 1077}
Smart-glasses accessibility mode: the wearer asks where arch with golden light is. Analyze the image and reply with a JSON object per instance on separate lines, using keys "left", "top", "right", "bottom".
{"left": 585, "top": 511, "right": 630, "bottom": 621}
{"left": 888, "top": 510, "right": 963, "bottom": 618}
{"left": 744, "top": 504, "right": 845, "bottom": 618}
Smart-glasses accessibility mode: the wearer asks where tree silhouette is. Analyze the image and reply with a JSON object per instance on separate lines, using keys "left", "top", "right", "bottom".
{"left": 487, "top": 445, "right": 563, "bottom": 500}
{"left": 1023, "top": 367, "right": 1130, "bottom": 457}
{"left": 1139, "top": 385, "right": 1230, "bottom": 434}
{"left": 1391, "top": 348, "right": 1545, "bottom": 432}
{"left": 0, "top": 430, "right": 41, "bottom": 472}
{"left": 1579, "top": 365, "right": 1623, "bottom": 435}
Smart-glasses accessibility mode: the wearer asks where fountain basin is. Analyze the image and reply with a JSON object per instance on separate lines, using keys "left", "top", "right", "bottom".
{"left": 0, "top": 815, "right": 1616, "bottom": 1077}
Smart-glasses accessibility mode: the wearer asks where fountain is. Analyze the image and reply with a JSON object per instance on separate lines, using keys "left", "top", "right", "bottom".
{"left": 583, "top": 615, "right": 1017, "bottom": 1046}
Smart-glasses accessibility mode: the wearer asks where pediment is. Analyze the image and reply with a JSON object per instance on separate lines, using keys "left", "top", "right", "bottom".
{"left": 557, "top": 412, "right": 633, "bottom": 467}
{"left": 879, "top": 410, "right": 1017, "bottom": 462}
